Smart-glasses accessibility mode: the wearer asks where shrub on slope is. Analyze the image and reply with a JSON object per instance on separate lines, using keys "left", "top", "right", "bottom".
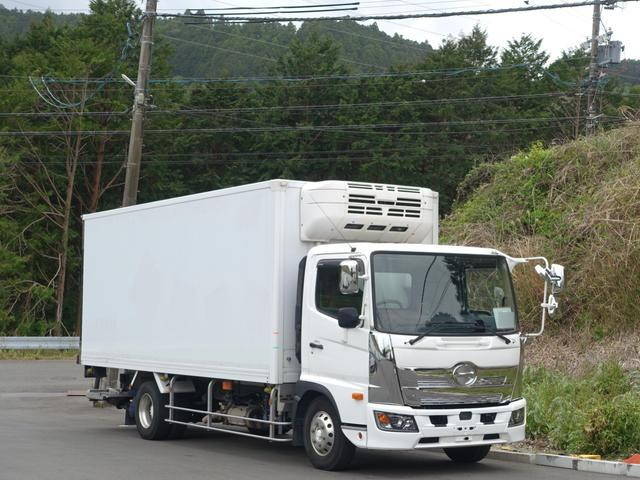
{"left": 443, "top": 126, "right": 640, "bottom": 340}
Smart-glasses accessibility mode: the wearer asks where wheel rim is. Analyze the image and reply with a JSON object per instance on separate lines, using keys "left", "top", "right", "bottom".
{"left": 138, "top": 392, "right": 154, "bottom": 429}
{"left": 309, "top": 410, "right": 335, "bottom": 457}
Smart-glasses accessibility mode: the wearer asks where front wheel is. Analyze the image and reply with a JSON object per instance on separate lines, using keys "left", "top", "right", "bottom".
{"left": 303, "top": 397, "right": 355, "bottom": 471}
{"left": 444, "top": 445, "right": 491, "bottom": 463}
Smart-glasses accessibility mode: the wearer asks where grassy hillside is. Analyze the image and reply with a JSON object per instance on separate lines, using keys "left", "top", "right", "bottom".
{"left": 443, "top": 125, "right": 640, "bottom": 371}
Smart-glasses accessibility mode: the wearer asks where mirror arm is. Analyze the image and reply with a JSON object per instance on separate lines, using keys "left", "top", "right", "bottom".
{"left": 348, "top": 255, "right": 368, "bottom": 327}
{"left": 516, "top": 257, "right": 551, "bottom": 338}
{"left": 358, "top": 275, "right": 369, "bottom": 327}
{"left": 517, "top": 256, "right": 549, "bottom": 270}
{"left": 524, "top": 279, "right": 548, "bottom": 338}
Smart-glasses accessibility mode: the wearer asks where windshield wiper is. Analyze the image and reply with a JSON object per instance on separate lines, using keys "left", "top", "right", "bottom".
{"left": 406, "top": 322, "right": 466, "bottom": 346}
{"left": 406, "top": 321, "right": 512, "bottom": 346}
{"left": 478, "top": 320, "right": 512, "bottom": 345}
{"left": 484, "top": 325, "right": 512, "bottom": 345}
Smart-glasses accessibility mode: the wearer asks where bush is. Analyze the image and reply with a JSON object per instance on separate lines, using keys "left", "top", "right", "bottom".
{"left": 443, "top": 126, "right": 640, "bottom": 336}
{"left": 583, "top": 393, "right": 640, "bottom": 456}
{"left": 524, "top": 362, "right": 640, "bottom": 457}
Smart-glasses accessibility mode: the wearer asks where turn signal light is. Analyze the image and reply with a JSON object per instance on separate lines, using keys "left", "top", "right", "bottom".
{"left": 221, "top": 380, "right": 233, "bottom": 391}
{"left": 376, "top": 412, "right": 391, "bottom": 425}
{"left": 352, "top": 392, "right": 364, "bottom": 401}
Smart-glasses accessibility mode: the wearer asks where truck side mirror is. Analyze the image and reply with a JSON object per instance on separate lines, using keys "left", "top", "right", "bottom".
{"left": 337, "top": 307, "right": 360, "bottom": 329}
{"left": 535, "top": 263, "right": 566, "bottom": 293}
{"left": 339, "top": 260, "right": 359, "bottom": 295}
{"left": 549, "top": 264, "right": 565, "bottom": 293}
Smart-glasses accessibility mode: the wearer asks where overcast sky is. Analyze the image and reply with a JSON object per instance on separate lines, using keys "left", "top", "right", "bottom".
{"left": 5, "top": 0, "right": 640, "bottom": 60}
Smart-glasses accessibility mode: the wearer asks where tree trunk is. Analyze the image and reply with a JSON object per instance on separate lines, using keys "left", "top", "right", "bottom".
{"left": 88, "top": 136, "right": 106, "bottom": 213}
{"left": 53, "top": 134, "right": 81, "bottom": 336}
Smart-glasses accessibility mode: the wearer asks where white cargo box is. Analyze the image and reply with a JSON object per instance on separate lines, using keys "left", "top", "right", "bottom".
{"left": 81, "top": 179, "right": 438, "bottom": 385}
{"left": 81, "top": 180, "right": 309, "bottom": 384}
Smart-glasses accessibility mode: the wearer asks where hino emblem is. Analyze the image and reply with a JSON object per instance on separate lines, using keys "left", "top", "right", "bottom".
{"left": 452, "top": 362, "right": 478, "bottom": 386}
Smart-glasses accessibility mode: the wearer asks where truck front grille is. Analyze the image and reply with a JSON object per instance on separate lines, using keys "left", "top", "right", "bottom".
{"left": 398, "top": 365, "right": 519, "bottom": 407}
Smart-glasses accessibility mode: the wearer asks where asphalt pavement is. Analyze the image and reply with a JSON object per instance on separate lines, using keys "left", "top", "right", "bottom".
{"left": 0, "top": 360, "right": 620, "bottom": 480}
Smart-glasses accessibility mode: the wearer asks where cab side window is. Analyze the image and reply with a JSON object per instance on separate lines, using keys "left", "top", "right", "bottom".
{"left": 315, "top": 260, "right": 363, "bottom": 319}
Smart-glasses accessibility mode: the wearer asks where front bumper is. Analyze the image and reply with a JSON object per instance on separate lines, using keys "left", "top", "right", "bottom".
{"left": 342, "top": 399, "right": 525, "bottom": 450}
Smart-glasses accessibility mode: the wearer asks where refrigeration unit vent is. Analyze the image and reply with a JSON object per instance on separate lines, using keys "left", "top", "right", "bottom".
{"left": 347, "top": 182, "right": 422, "bottom": 194}
{"left": 347, "top": 192, "right": 421, "bottom": 219}
{"left": 300, "top": 180, "right": 438, "bottom": 244}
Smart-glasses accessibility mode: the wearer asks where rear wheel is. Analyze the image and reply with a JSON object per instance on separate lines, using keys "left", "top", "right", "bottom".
{"left": 134, "top": 381, "right": 173, "bottom": 440}
{"left": 303, "top": 397, "right": 355, "bottom": 471}
{"left": 444, "top": 445, "right": 491, "bottom": 463}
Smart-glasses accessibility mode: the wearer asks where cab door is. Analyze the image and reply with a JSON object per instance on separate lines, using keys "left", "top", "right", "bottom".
{"left": 300, "top": 255, "right": 370, "bottom": 425}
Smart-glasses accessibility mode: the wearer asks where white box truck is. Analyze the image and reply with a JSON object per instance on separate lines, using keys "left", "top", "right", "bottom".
{"left": 81, "top": 179, "right": 565, "bottom": 470}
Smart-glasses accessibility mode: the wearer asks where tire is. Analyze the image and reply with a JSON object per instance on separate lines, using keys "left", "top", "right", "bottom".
{"left": 134, "top": 381, "right": 173, "bottom": 440}
{"left": 443, "top": 445, "right": 491, "bottom": 463}
{"left": 303, "top": 397, "right": 356, "bottom": 471}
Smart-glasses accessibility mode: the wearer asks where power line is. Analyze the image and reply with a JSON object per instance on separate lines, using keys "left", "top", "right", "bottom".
{"left": 153, "top": 92, "right": 577, "bottom": 113}
{"left": 158, "top": 32, "right": 398, "bottom": 72}
{"left": 0, "top": 56, "right": 592, "bottom": 84}
{"left": 183, "top": 24, "right": 386, "bottom": 70}
{"left": 190, "top": 6, "right": 360, "bottom": 15}
{"left": 12, "top": 144, "right": 529, "bottom": 160}
{"left": 1, "top": 116, "right": 624, "bottom": 136}
{"left": 608, "top": 71, "right": 640, "bottom": 82}
{"left": 14, "top": 153, "right": 515, "bottom": 166}
{"left": 356, "top": 0, "right": 488, "bottom": 9}
{"left": 378, "top": 18, "right": 449, "bottom": 37}
{"left": 0, "top": 91, "right": 578, "bottom": 117}
{"left": 13, "top": 141, "right": 580, "bottom": 165}
{"left": 14, "top": 149, "right": 521, "bottom": 165}
{"left": 21, "top": 141, "right": 638, "bottom": 167}
{"left": 159, "top": 0, "right": 639, "bottom": 23}
{"left": 159, "top": 34, "right": 279, "bottom": 63}
{"left": 0, "top": 67, "right": 594, "bottom": 94}
{"left": 199, "top": 2, "right": 361, "bottom": 11}
{"left": 316, "top": 24, "right": 431, "bottom": 53}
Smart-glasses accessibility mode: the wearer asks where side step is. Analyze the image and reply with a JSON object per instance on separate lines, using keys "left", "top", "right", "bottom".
{"left": 165, "top": 377, "right": 293, "bottom": 443}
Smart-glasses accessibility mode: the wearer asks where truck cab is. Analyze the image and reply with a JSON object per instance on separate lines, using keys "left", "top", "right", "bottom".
{"left": 297, "top": 243, "right": 528, "bottom": 467}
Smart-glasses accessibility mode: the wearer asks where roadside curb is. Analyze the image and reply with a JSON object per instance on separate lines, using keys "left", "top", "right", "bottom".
{"left": 488, "top": 450, "right": 640, "bottom": 477}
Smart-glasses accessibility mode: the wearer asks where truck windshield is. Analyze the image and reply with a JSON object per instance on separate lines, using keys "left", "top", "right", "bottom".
{"left": 372, "top": 253, "right": 518, "bottom": 336}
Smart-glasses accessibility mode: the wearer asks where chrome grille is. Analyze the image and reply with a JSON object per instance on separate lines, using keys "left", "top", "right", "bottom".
{"left": 418, "top": 393, "right": 504, "bottom": 406}
{"left": 398, "top": 365, "right": 519, "bottom": 407}
{"left": 417, "top": 378, "right": 451, "bottom": 389}
{"left": 416, "top": 375, "right": 509, "bottom": 389}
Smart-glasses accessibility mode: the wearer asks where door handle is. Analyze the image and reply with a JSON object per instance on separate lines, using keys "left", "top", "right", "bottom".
{"left": 309, "top": 342, "right": 324, "bottom": 350}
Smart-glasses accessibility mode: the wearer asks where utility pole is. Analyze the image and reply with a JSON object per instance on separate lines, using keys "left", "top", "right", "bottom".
{"left": 586, "top": 0, "right": 601, "bottom": 135}
{"left": 107, "top": 0, "right": 157, "bottom": 390}
{"left": 122, "top": 0, "right": 157, "bottom": 206}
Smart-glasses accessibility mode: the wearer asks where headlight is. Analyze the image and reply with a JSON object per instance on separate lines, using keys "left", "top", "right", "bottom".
{"left": 509, "top": 407, "right": 525, "bottom": 427}
{"left": 374, "top": 411, "right": 418, "bottom": 432}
